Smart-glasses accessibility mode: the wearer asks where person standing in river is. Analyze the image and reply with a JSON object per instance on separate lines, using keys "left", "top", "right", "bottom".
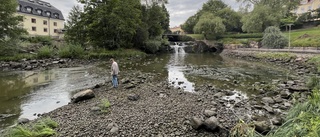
{"left": 110, "top": 58, "right": 119, "bottom": 88}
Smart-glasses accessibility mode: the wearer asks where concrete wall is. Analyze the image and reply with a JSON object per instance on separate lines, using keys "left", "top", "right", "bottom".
{"left": 17, "top": 12, "right": 64, "bottom": 37}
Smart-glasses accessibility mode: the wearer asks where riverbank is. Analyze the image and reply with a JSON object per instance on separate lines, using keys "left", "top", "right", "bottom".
{"left": 3, "top": 50, "right": 318, "bottom": 136}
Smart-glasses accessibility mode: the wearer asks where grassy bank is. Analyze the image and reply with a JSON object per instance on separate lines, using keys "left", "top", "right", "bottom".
{"left": 187, "top": 26, "right": 320, "bottom": 47}
{"left": 0, "top": 47, "right": 147, "bottom": 61}
{"left": 4, "top": 117, "right": 58, "bottom": 137}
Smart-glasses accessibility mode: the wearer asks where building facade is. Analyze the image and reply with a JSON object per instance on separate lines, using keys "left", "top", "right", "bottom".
{"left": 295, "top": 0, "right": 320, "bottom": 14}
{"left": 16, "top": 0, "right": 64, "bottom": 37}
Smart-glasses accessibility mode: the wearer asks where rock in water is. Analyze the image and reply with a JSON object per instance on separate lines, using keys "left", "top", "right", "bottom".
{"left": 18, "top": 118, "right": 30, "bottom": 124}
{"left": 71, "top": 89, "right": 95, "bottom": 103}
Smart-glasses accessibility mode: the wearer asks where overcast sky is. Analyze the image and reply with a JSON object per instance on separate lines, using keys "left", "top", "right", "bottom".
{"left": 45, "top": 0, "right": 242, "bottom": 28}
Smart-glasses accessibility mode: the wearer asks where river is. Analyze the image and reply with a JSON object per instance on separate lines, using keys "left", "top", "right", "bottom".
{"left": 0, "top": 45, "right": 294, "bottom": 131}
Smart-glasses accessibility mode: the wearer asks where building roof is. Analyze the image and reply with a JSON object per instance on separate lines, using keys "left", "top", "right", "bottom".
{"left": 17, "top": 0, "right": 64, "bottom": 20}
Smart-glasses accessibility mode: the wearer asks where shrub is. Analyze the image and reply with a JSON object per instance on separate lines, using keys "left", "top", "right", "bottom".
{"left": 262, "top": 26, "right": 288, "bottom": 49}
{"left": 144, "top": 40, "right": 161, "bottom": 54}
{"left": 37, "top": 46, "right": 54, "bottom": 59}
{"left": 58, "top": 44, "right": 84, "bottom": 58}
{"left": 176, "top": 35, "right": 195, "bottom": 41}
{"left": 308, "top": 56, "right": 320, "bottom": 72}
{"left": 99, "top": 98, "right": 111, "bottom": 113}
{"left": 28, "top": 36, "right": 52, "bottom": 46}
{"left": 4, "top": 117, "right": 58, "bottom": 137}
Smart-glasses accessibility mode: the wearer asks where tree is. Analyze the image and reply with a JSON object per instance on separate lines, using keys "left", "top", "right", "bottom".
{"left": 241, "top": 5, "right": 280, "bottom": 33}
{"left": 202, "top": 0, "right": 228, "bottom": 14}
{"left": 65, "top": 5, "right": 86, "bottom": 46}
{"left": 181, "top": 14, "right": 200, "bottom": 34}
{"left": 261, "top": 26, "right": 288, "bottom": 49}
{"left": 0, "top": 0, "right": 26, "bottom": 41}
{"left": 0, "top": 0, "right": 27, "bottom": 56}
{"left": 193, "top": 13, "right": 226, "bottom": 39}
{"left": 216, "top": 7, "right": 242, "bottom": 32}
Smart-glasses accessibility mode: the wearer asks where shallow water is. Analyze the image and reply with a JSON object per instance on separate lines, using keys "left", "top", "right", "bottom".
{"left": 0, "top": 66, "right": 106, "bottom": 130}
{"left": 0, "top": 49, "right": 294, "bottom": 131}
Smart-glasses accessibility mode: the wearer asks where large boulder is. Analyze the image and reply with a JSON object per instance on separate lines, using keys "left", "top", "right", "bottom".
{"left": 71, "top": 89, "right": 95, "bottom": 103}
{"left": 254, "top": 121, "right": 271, "bottom": 134}
{"left": 190, "top": 117, "right": 203, "bottom": 129}
{"left": 184, "top": 41, "right": 223, "bottom": 53}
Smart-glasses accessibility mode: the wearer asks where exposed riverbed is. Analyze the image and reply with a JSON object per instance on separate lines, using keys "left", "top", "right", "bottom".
{"left": 0, "top": 48, "right": 311, "bottom": 136}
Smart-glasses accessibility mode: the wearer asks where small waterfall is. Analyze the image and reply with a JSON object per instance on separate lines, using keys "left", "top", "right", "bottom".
{"left": 171, "top": 42, "right": 186, "bottom": 54}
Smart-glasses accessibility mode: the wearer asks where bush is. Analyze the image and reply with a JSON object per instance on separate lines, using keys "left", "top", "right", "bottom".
{"left": 28, "top": 36, "right": 52, "bottom": 46}
{"left": 144, "top": 40, "right": 161, "bottom": 54}
{"left": 37, "top": 46, "right": 54, "bottom": 59}
{"left": 0, "top": 39, "right": 20, "bottom": 56}
{"left": 99, "top": 98, "right": 111, "bottom": 113}
{"left": 4, "top": 117, "right": 58, "bottom": 137}
{"left": 262, "top": 26, "right": 288, "bottom": 49}
{"left": 219, "top": 33, "right": 263, "bottom": 39}
{"left": 308, "top": 56, "right": 320, "bottom": 72}
{"left": 58, "top": 44, "right": 84, "bottom": 58}
{"left": 176, "top": 35, "right": 195, "bottom": 41}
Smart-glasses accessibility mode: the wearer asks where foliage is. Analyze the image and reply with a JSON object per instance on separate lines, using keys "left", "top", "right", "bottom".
{"left": 144, "top": 39, "right": 162, "bottom": 54}
{"left": 261, "top": 26, "right": 288, "bottom": 49}
{"left": 37, "top": 46, "right": 54, "bottom": 59}
{"left": 58, "top": 44, "right": 84, "bottom": 58}
{"left": 99, "top": 98, "right": 111, "bottom": 113}
{"left": 307, "top": 76, "right": 320, "bottom": 90}
{"left": 64, "top": 5, "right": 86, "bottom": 46}
{"left": 241, "top": 5, "right": 281, "bottom": 33}
{"left": 220, "top": 33, "right": 263, "bottom": 39}
{"left": 267, "top": 89, "right": 320, "bottom": 137}
{"left": 230, "top": 120, "right": 257, "bottom": 137}
{"left": 0, "top": 54, "right": 35, "bottom": 61}
{"left": 216, "top": 7, "right": 242, "bottom": 32}
{"left": 308, "top": 56, "right": 320, "bottom": 73}
{"left": 201, "top": 0, "right": 228, "bottom": 14}
{"left": 193, "top": 12, "right": 226, "bottom": 39}
{"left": 4, "top": 117, "right": 58, "bottom": 137}
{"left": 181, "top": 14, "right": 200, "bottom": 34}
{"left": 0, "top": 0, "right": 27, "bottom": 41}
{"left": 86, "top": 48, "right": 146, "bottom": 59}
{"left": 176, "top": 35, "right": 195, "bottom": 42}
{"left": 28, "top": 36, "right": 52, "bottom": 46}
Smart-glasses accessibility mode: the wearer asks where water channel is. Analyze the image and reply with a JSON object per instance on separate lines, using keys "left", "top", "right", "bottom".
{"left": 0, "top": 43, "right": 294, "bottom": 131}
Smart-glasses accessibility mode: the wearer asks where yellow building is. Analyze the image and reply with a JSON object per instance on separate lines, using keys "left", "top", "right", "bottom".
{"left": 295, "top": 0, "right": 320, "bottom": 15}
{"left": 17, "top": 0, "right": 65, "bottom": 38}
{"left": 170, "top": 26, "right": 185, "bottom": 35}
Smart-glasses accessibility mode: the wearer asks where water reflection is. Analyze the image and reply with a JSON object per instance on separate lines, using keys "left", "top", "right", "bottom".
{"left": 168, "top": 44, "right": 195, "bottom": 92}
{"left": 0, "top": 67, "right": 106, "bottom": 130}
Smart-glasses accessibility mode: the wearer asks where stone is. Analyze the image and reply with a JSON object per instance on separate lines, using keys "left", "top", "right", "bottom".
{"left": 91, "top": 107, "right": 101, "bottom": 112}
{"left": 190, "top": 117, "right": 203, "bottom": 129}
{"left": 280, "top": 90, "right": 291, "bottom": 99}
{"left": 204, "top": 116, "right": 220, "bottom": 131}
{"left": 254, "top": 121, "right": 271, "bottom": 134}
{"left": 125, "top": 84, "right": 136, "bottom": 89}
{"left": 213, "top": 92, "right": 225, "bottom": 98}
{"left": 18, "top": 118, "right": 30, "bottom": 124}
{"left": 288, "top": 86, "right": 309, "bottom": 92}
{"left": 204, "top": 110, "right": 216, "bottom": 117}
{"left": 263, "top": 105, "right": 274, "bottom": 114}
{"left": 107, "top": 123, "right": 115, "bottom": 131}
{"left": 71, "top": 89, "right": 95, "bottom": 103}
{"left": 121, "top": 78, "right": 130, "bottom": 84}
{"left": 52, "top": 61, "right": 59, "bottom": 64}
{"left": 262, "top": 97, "right": 275, "bottom": 104}
{"left": 110, "top": 127, "right": 119, "bottom": 133}
{"left": 128, "top": 94, "right": 140, "bottom": 101}
{"left": 25, "top": 66, "right": 32, "bottom": 70}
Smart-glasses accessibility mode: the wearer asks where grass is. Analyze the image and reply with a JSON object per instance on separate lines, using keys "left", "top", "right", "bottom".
{"left": 86, "top": 48, "right": 147, "bottom": 59}
{"left": 4, "top": 117, "right": 58, "bottom": 137}
{"left": 284, "top": 26, "right": 320, "bottom": 47}
{"left": 37, "top": 46, "right": 54, "bottom": 59}
{"left": 255, "top": 52, "right": 297, "bottom": 60}
{"left": 308, "top": 55, "right": 320, "bottom": 73}
{"left": 0, "top": 54, "right": 36, "bottom": 61}
{"left": 99, "top": 98, "right": 111, "bottom": 113}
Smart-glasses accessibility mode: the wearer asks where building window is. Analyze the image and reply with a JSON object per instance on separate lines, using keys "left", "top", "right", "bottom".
{"left": 26, "top": 7, "right": 32, "bottom": 13}
{"left": 43, "top": 20, "right": 47, "bottom": 25}
{"left": 46, "top": 11, "right": 51, "bottom": 16}
{"left": 36, "top": 9, "right": 42, "bottom": 15}
{"left": 54, "top": 13, "right": 59, "bottom": 18}
{"left": 54, "top": 22, "right": 57, "bottom": 26}
{"left": 44, "top": 28, "right": 47, "bottom": 32}
{"left": 32, "top": 27, "right": 36, "bottom": 31}
{"left": 54, "top": 29, "right": 58, "bottom": 33}
{"left": 31, "top": 18, "right": 36, "bottom": 23}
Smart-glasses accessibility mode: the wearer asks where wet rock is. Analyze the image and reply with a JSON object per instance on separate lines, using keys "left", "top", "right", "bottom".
{"left": 52, "top": 61, "right": 59, "bottom": 64}
{"left": 225, "top": 90, "right": 235, "bottom": 96}
{"left": 71, "top": 89, "right": 95, "bottom": 103}
{"left": 254, "top": 121, "right": 271, "bottom": 134}
{"left": 190, "top": 117, "right": 203, "bottom": 129}
{"left": 204, "top": 110, "right": 216, "bottom": 117}
{"left": 273, "top": 96, "right": 283, "bottom": 103}
{"left": 91, "top": 107, "right": 101, "bottom": 112}
{"left": 128, "top": 94, "right": 140, "bottom": 101}
{"left": 18, "top": 118, "right": 30, "bottom": 124}
{"left": 213, "top": 92, "right": 225, "bottom": 98}
{"left": 262, "top": 97, "right": 275, "bottom": 104}
{"left": 25, "top": 66, "right": 32, "bottom": 70}
{"left": 204, "top": 116, "right": 220, "bottom": 131}
{"left": 271, "top": 117, "right": 283, "bottom": 126}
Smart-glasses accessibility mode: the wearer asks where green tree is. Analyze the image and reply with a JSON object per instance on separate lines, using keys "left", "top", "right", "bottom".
{"left": 202, "top": 0, "right": 228, "bottom": 14}
{"left": 193, "top": 13, "right": 226, "bottom": 39}
{"left": 216, "top": 7, "right": 242, "bottom": 32}
{"left": 64, "top": 5, "right": 86, "bottom": 46}
{"left": 181, "top": 14, "right": 200, "bottom": 34}
{"left": 261, "top": 26, "right": 288, "bottom": 49}
{"left": 241, "top": 5, "right": 281, "bottom": 33}
{"left": 0, "top": 0, "right": 27, "bottom": 55}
